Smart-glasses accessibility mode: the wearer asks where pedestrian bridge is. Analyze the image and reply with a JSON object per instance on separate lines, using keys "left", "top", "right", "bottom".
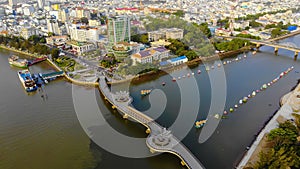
{"left": 98, "top": 76, "right": 204, "bottom": 169}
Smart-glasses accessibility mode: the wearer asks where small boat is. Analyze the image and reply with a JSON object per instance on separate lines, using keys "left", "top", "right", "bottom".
{"left": 18, "top": 69, "right": 38, "bottom": 92}
{"left": 252, "top": 51, "right": 257, "bottom": 55}
{"left": 262, "top": 84, "right": 267, "bottom": 89}
{"left": 206, "top": 67, "right": 210, "bottom": 71}
{"left": 162, "top": 82, "right": 166, "bottom": 86}
{"left": 141, "top": 89, "right": 152, "bottom": 96}
{"left": 191, "top": 73, "right": 194, "bottom": 76}
{"left": 214, "top": 114, "right": 220, "bottom": 119}
{"left": 211, "top": 66, "right": 214, "bottom": 69}
{"left": 183, "top": 75, "right": 186, "bottom": 78}
{"left": 195, "top": 119, "right": 207, "bottom": 128}
{"left": 222, "top": 115, "right": 228, "bottom": 119}
{"left": 229, "top": 108, "right": 234, "bottom": 112}
{"left": 244, "top": 53, "right": 247, "bottom": 58}
{"left": 234, "top": 104, "right": 238, "bottom": 108}
{"left": 178, "top": 77, "right": 181, "bottom": 80}
{"left": 197, "top": 70, "right": 201, "bottom": 74}
{"left": 223, "top": 111, "right": 228, "bottom": 115}
{"left": 256, "top": 90, "right": 260, "bottom": 93}
{"left": 172, "top": 77, "right": 176, "bottom": 82}
{"left": 8, "top": 55, "right": 28, "bottom": 68}
{"left": 252, "top": 91, "right": 256, "bottom": 96}
{"left": 243, "top": 97, "right": 248, "bottom": 103}
{"left": 223, "top": 61, "right": 227, "bottom": 65}
{"left": 187, "top": 73, "right": 190, "bottom": 77}
{"left": 218, "top": 63, "right": 221, "bottom": 67}
{"left": 239, "top": 100, "right": 243, "bottom": 104}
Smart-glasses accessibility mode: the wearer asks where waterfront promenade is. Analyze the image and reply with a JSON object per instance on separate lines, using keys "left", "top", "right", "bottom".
{"left": 237, "top": 83, "right": 300, "bottom": 169}
{"left": 98, "top": 76, "right": 204, "bottom": 169}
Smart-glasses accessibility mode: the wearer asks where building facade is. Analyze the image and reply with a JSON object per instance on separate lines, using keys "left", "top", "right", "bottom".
{"left": 148, "top": 28, "right": 184, "bottom": 42}
{"left": 107, "top": 16, "right": 131, "bottom": 46}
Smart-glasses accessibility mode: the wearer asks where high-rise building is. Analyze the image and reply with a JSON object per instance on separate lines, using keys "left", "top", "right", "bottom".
{"left": 37, "top": 0, "right": 44, "bottom": 9}
{"left": 8, "top": 0, "right": 16, "bottom": 7}
{"left": 47, "top": 19, "right": 61, "bottom": 35}
{"left": 107, "top": 16, "right": 131, "bottom": 46}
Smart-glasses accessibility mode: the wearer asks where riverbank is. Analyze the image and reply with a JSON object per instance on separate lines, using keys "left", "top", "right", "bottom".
{"left": 109, "top": 46, "right": 251, "bottom": 85}
{"left": 1, "top": 44, "right": 98, "bottom": 86}
{"left": 0, "top": 44, "right": 41, "bottom": 58}
{"left": 237, "top": 81, "right": 300, "bottom": 169}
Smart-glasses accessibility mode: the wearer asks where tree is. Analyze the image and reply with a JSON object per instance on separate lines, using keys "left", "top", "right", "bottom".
{"left": 249, "top": 20, "right": 262, "bottom": 28}
{"left": 51, "top": 48, "right": 60, "bottom": 60}
{"left": 48, "top": 32, "right": 54, "bottom": 37}
{"left": 173, "top": 10, "right": 185, "bottom": 17}
{"left": 81, "top": 17, "right": 89, "bottom": 25}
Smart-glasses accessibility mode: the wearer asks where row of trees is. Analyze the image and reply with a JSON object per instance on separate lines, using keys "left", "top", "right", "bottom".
{"left": 265, "top": 21, "right": 297, "bottom": 30}
{"left": 250, "top": 115, "right": 300, "bottom": 169}
{"left": 0, "top": 35, "right": 50, "bottom": 55}
{"left": 236, "top": 33, "right": 261, "bottom": 40}
{"left": 117, "top": 62, "right": 158, "bottom": 75}
{"left": 271, "top": 28, "right": 289, "bottom": 38}
{"left": 165, "top": 39, "right": 198, "bottom": 60}
{"left": 213, "top": 38, "right": 250, "bottom": 52}
{"left": 0, "top": 35, "right": 62, "bottom": 60}
{"left": 144, "top": 16, "right": 214, "bottom": 57}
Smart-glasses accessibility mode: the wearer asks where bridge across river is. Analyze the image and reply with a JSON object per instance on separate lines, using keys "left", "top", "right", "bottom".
{"left": 98, "top": 76, "right": 204, "bottom": 169}
{"left": 219, "top": 30, "right": 300, "bottom": 60}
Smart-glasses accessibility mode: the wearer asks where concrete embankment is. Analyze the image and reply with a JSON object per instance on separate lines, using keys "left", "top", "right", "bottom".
{"left": 1, "top": 45, "right": 98, "bottom": 87}
{"left": 236, "top": 82, "right": 300, "bottom": 169}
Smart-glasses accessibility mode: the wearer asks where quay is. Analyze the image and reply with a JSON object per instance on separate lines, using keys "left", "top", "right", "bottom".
{"left": 98, "top": 76, "right": 204, "bottom": 169}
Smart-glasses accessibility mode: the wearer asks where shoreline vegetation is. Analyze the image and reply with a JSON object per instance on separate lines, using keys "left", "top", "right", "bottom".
{"left": 237, "top": 81, "right": 300, "bottom": 169}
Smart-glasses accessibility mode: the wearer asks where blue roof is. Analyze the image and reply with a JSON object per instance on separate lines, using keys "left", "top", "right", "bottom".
{"left": 169, "top": 56, "right": 187, "bottom": 63}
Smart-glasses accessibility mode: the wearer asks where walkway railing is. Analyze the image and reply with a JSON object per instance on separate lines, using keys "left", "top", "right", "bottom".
{"left": 98, "top": 76, "right": 204, "bottom": 169}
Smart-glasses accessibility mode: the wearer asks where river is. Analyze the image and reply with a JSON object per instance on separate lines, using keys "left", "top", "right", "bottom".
{"left": 0, "top": 35, "right": 299, "bottom": 169}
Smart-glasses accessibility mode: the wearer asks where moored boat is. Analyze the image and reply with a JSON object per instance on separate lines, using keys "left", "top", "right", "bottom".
{"left": 8, "top": 55, "right": 28, "bottom": 68}
{"left": 18, "top": 69, "right": 38, "bottom": 92}
{"left": 27, "top": 56, "right": 47, "bottom": 66}
{"left": 195, "top": 119, "right": 207, "bottom": 128}
{"left": 141, "top": 89, "right": 152, "bottom": 96}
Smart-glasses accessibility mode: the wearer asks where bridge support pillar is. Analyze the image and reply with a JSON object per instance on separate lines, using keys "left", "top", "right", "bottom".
{"left": 181, "top": 160, "right": 186, "bottom": 166}
{"left": 256, "top": 44, "right": 261, "bottom": 51}
{"left": 274, "top": 47, "right": 279, "bottom": 55}
{"left": 295, "top": 52, "right": 298, "bottom": 60}
{"left": 145, "top": 128, "right": 151, "bottom": 134}
{"left": 123, "top": 114, "right": 128, "bottom": 119}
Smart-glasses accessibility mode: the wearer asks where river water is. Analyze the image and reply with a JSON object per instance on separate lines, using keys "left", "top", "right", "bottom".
{"left": 0, "top": 35, "right": 299, "bottom": 169}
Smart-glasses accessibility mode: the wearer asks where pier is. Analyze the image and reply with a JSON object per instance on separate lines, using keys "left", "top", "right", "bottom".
{"left": 40, "top": 71, "right": 65, "bottom": 80}
{"left": 98, "top": 76, "right": 204, "bottom": 169}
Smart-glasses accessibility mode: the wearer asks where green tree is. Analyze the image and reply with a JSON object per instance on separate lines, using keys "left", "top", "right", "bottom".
{"left": 173, "top": 10, "right": 185, "bottom": 17}
{"left": 51, "top": 48, "right": 60, "bottom": 60}
{"left": 81, "top": 17, "right": 89, "bottom": 24}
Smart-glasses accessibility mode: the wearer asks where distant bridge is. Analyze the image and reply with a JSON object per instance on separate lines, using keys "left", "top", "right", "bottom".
{"left": 219, "top": 31, "right": 300, "bottom": 60}
{"left": 98, "top": 76, "right": 204, "bottom": 169}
